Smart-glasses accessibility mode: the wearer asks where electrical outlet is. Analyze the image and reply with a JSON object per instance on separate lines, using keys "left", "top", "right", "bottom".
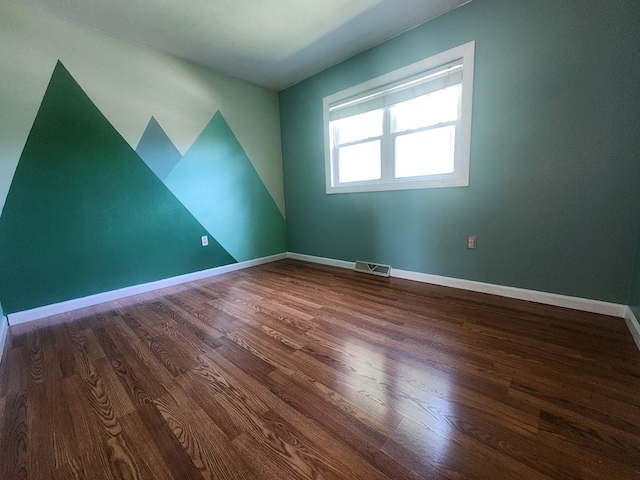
{"left": 467, "top": 235, "right": 477, "bottom": 250}
{"left": 201, "top": 235, "right": 209, "bottom": 247}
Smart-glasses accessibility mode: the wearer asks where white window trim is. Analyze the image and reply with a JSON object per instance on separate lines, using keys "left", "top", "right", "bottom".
{"left": 323, "top": 41, "right": 475, "bottom": 194}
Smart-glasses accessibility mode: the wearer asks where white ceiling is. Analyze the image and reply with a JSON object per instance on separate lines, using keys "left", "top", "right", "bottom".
{"left": 17, "top": 0, "right": 471, "bottom": 91}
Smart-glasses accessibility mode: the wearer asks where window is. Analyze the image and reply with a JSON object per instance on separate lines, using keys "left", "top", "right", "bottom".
{"left": 323, "top": 41, "right": 475, "bottom": 194}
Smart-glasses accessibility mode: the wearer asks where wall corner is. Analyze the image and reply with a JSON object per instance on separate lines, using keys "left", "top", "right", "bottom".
{"left": 624, "top": 307, "right": 640, "bottom": 352}
{"left": 0, "top": 313, "right": 8, "bottom": 366}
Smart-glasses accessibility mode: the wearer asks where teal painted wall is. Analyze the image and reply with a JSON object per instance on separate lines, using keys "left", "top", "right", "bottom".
{"left": 0, "top": 2, "right": 286, "bottom": 314}
{"left": 135, "top": 113, "right": 286, "bottom": 263}
{"left": 0, "top": 62, "right": 236, "bottom": 313}
{"left": 164, "top": 112, "right": 286, "bottom": 263}
{"left": 136, "top": 117, "right": 183, "bottom": 181}
{"left": 279, "top": 0, "right": 640, "bottom": 304}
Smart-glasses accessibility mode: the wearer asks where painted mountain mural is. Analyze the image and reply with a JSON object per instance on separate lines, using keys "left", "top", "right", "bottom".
{"left": 136, "top": 116, "right": 182, "bottom": 180}
{"left": 164, "top": 112, "right": 287, "bottom": 262}
{"left": 0, "top": 62, "right": 236, "bottom": 314}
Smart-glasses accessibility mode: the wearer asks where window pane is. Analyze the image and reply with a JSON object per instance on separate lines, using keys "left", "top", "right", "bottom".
{"left": 395, "top": 126, "right": 455, "bottom": 178}
{"left": 338, "top": 140, "right": 381, "bottom": 183}
{"left": 332, "top": 109, "right": 383, "bottom": 145}
{"left": 391, "top": 85, "right": 460, "bottom": 133}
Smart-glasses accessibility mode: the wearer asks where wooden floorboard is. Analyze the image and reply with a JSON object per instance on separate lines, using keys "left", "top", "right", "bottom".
{"left": 1, "top": 258, "right": 640, "bottom": 479}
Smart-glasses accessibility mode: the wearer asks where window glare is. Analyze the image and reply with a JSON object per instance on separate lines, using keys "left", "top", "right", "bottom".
{"left": 395, "top": 126, "right": 455, "bottom": 178}
{"left": 338, "top": 141, "right": 381, "bottom": 183}
{"left": 332, "top": 109, "right": 383, "bottom": 144}
{"left": 391, "top": 85, "right": 460, "bottom": 133}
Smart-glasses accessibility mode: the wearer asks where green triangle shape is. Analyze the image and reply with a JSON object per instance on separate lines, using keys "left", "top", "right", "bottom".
{"left": 0, "top": 62, "right": 236, "bottom": 314}
{"left": 165, "top": 111, "right": 287, "bottom": 262}
{"left": 136, "top": 116, "right": 182, "bottom": 181}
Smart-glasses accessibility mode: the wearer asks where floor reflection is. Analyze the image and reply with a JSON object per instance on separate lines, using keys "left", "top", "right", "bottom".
{"left": 337, "top": 329, "right": 454, "bottom": 465}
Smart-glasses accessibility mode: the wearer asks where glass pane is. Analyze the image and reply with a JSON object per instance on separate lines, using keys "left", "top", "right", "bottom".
{"left": 395, "top": 126, "right": 455, "bottom": 178}
{"left": 391, "top": 85, "right": 460, "bottom": 133}
{"left": 332, "top": 109, "right": 383, "bottom": 145}
{"left": 338, "top": 140, "right": 381, "bottom": 183}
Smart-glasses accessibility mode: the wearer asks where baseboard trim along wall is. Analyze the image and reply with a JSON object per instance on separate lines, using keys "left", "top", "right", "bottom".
{"left": 392, "top": 268, "right": 627, "bottom": 318}
{"left": 624, "top": 308, "right": 640, "bottom": 350}
{"left": 4, "top": 251, "right": 634, "bottom": 347}
{"left": 287, "top": 252, "right": 628, "bottom": 318}
{"left": 7, "top": 253, "right": 287, "bottom": 326}
{"left": 0, "top": 316, "right": 8, "bottom": 364}
{"left": 287, "top": 252, "right": 355, "bottom": 270}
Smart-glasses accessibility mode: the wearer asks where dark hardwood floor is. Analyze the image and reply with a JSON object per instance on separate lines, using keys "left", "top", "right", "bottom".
{"left": 1, "top": 259, "right": 639, "bottom": 479}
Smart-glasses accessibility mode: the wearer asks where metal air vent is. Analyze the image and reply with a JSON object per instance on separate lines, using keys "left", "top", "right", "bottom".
{"left": 354, "top": 261, "right": 391, "bottom": 277}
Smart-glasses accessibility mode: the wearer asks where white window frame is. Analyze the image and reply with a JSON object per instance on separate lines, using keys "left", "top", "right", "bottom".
{"left": 323, "top": 41, "right": 475, "bottom": 194}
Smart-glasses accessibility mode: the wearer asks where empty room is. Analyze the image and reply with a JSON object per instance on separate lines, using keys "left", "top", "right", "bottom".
{"left": 1, "top": 0, "right": 639, "bottom": 478}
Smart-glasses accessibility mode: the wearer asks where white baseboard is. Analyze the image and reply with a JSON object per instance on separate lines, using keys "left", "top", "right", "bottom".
{"left": 7, "top": 253, "right": 287, "bottom": 326}
{"left": 287, "top": 252, "right": 355, "bottom": 270}
{"left": 392, "top": 268, "right": 626, "bottom": 318}
{"left": 0, "top": 315, "right": 8, "bottom": 365}
{"left": 624, "top": 307, "right": 640, "bottom": 350}
{"left": 287, "top": 252, "right": 627, "bottom": 318}
{"left": 5, "top": 251, "right": 635, "bottom": 350}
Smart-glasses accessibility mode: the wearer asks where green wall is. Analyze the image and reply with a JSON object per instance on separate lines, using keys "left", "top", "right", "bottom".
{"left": 0, "top": 62, "right": 237, "bottom": 313}
{"left": 2, "top": 0, "right": 640, "bottom": 315}
{"left": 279, "top": 0, "right": 640, "bottom": 304}
{"left": 0, "top": 1, "right": 286, "bottom": 314}
{"left": 164, "top": 112, "right": 286, "bottom": 263}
